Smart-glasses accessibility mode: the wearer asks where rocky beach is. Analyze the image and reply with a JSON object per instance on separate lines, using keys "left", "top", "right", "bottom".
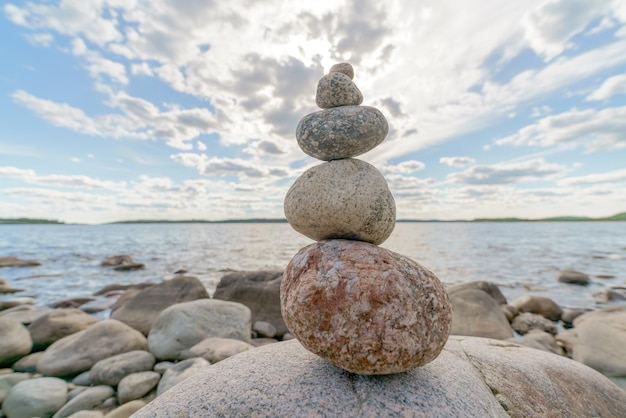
{"left": 1, "top": 258, "right": 625, "bottom": 417}
{"left": 2, "top": 61, "right": 626, "bottom": 416}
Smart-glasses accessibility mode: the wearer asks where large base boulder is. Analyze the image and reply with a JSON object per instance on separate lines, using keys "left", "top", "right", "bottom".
{"left": 132, "top": 337, "right": 626, "bottom": 417}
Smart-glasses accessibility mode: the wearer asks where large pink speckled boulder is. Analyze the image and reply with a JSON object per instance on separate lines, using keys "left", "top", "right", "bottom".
{"left": 281, "top": 239, "right": 451, "bottom": 375}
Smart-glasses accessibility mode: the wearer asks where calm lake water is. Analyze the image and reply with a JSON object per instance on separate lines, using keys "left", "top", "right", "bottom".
{"left": 1, "top": 222, "right": 625, "bottom": 312}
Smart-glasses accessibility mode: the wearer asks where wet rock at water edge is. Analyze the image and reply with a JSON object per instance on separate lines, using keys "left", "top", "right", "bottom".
{"left": 509, "top": 294, "right": 563, "bottom": 321}
{"left": 284, "top": 159, "right": 396, "bottom": 245}
{"left": 296, "top": 106, "right": 388, "bottom": 161}
{"left": 0, "top": 278, "right": 25, "bottom": 294}
{"left": 558, "top": 269, "right": 590, "bottom": 285}
{"left": 0, "top": 257, "right": 41, "bottom": 267}
{"left": 281, "top": 239, "right": 451, "bottom": 375}
{"left": 561, "top": 308, "right": 588, "bottom": 328}
{"left": 101, "top": 255, "right": 144, "bottom": 271}
{"left": 316, "top": 72, "right": 363, "bottom": 109}
{"left": 511, "top": 312, "right": 557, "bottom": 336}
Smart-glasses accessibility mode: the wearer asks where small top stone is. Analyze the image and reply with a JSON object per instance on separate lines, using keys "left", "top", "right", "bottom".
{"left": 315, "top": 72, "right": 363, "bottom": 109}
{"left": 329, "top": 62, "right": 354, "bottom": 80}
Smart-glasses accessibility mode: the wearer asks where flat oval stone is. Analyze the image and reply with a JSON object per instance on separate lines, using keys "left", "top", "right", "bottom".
{"left": 296, "top": 106, "right": 388, "bottom": 161}
{"left": 284, "top": 159, "right": 395, "bottom": 245}
{"left": 329, "top": 62, "right": 354, "bottom": 79}
{"left": 316, "top": 72, "right": 363, "bottom": 109}
{"left": 281, "top": 239, "right": 452, "bottom": 375}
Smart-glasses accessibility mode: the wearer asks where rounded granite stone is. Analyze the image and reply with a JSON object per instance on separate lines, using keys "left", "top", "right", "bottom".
{"left": 316, "top": 72, "right": 363, "bottom": 109}
{"left": 329, "top": 62, "right": 354, "bottom": 79}
{"left": 284, "top": 159, "right": 395, "bottom": 245}
{"left": 296, "top": 106, "right": 388, "bottom": 161}
{"left": 281, "top": 239, "right": 452, "bottom": 375}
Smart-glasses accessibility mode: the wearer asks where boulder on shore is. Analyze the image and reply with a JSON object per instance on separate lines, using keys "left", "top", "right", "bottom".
{"left": 213, "top": 271, "right": 286, "bottom": 337}
{"left": 110, "top": 276, "right": 209, "bottom": 335}
{"left": 132, "top": 337, "right": 626, "bottom": 418}
{"left": 509, "top": 294, "right": 562, "bottom": 321}
{"left": 36, "top": 319, "right": 147, "bottom": 377}
{"left": 28, "top": 308, "right": 98, "bottom": 351}
{"left": 571, "top": 306, "right": 626, "bottom": 377}
{"left": 0, "top": 317, "right": 32, "bottom": 367}
{"left": 0, "top": 257, "right": 41, "bottom": 267}
{"left": 101, "top": 255, "right": 144, "bottom": 271}
{"left": 449, "top": 284, "right": 513, "bottom": 340}
{"left": 89, "top": 350, "right": 155, "bottom": 386}
{"left": 147, "top": 299, "right": 251, "bottom": 360}
{"left": 558, "top": 269, "right": 590, "bottom": 285}
{"left": 1, "top": 377, "right": 67, "bottom": 418}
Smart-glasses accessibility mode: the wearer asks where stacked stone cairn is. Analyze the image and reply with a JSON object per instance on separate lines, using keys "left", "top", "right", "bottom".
{"left": 282, "top": 63, "right": 452, "bottom": 375}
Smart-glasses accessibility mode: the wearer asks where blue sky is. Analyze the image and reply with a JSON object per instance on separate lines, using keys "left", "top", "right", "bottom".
{"left": 1, "top": 0, "right": 625, "bottom": 224}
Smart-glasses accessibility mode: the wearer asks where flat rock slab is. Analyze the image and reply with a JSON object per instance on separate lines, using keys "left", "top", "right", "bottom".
{"left": 133, "top": 337, "right": 626, "bottom": 417}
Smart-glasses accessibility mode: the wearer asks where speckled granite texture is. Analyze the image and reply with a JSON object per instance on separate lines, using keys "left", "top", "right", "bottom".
{"left": 284, "top": 159, "right": 395, "bottom": 245}
{"left": 281, "top": 239, "right": 451, "bottom": 374}
{"left": 329, "top": 62, "right": 354, "bottom": 79}
{"left": 316, "top": 72, "right": 363, "bottom": 109}
{"left": 296, "top": 106, "right": 388, "bottom": 160}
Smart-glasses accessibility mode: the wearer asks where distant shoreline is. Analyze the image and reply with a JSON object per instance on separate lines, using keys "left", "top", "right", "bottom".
{"left": 1, "top": 212, "right": 625, "bottom": 225}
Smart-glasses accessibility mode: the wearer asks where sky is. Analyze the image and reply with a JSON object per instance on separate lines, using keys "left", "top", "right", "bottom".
{"left": 1, "top": 0, "right": 625, "bottom": 224}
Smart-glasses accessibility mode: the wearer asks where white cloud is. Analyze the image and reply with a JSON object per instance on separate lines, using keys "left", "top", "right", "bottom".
{"left": 71, "top": 38, "right": 128, "bottom": 85}
{"left": 3, "top": 1, "right": 122, "bottom": 46}
{"left": 130, "top": 62, "right": 153, "bottom": 77}
{"left": 171, "top": 153, "right": 290, "bottom": 179}
{"left": 439, "top": 157, "right": 476, "bottom": 168}
{"left": 197, "top": 141, "right": 207, "bottom": 151}
{"left": 558, "top": 168, "right": 626, "bottom": 186}
{"left": 530, "top": 105, "right": 552, "bottom": 118}
{"left": 11, "top": 89, "right": 219, "bottom": 150}
{"left": 26, "top": 32, "right": 53, "bottom": 46}
{"left": 382, "top": 160, "right": 425, "bottom": 174}
{"left": 0, "top": 166, "right": 126, "bottom": 190}
{"left": 586, "top": 73, "right": 626, "bottom": 100}
{"left": 521, "top": 0, "right": 617, "bottom": 61}
{"left": 448, "top": 158, "right": 566, "bottom": 185}
{"left": 495, "top": 106, "right": 626, "bottom": 151}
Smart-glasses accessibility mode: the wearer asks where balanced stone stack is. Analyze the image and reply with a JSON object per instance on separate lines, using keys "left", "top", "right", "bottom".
{"left": 282, "top": 63, "right": 452, "bottom": 375}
